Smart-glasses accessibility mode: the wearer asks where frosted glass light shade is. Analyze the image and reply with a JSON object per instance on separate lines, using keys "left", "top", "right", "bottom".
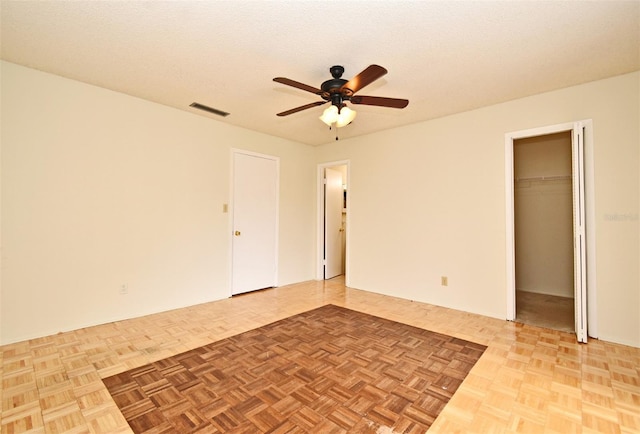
{"left": 319, "top": 105, "right": 339, "bottom": 125}
{"left": 319, "top": 104, "right": 357, "bottom": 128}
{"left": 336, "top": 107, "right": 356, "bottom": 128}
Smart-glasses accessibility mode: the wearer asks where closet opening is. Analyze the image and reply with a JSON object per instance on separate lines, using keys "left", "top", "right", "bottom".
{"left": 506, "top": 120, "right": 595, "bottom": 343}
{"left": 513, "top": 131, "right": 574, "bottom": 332}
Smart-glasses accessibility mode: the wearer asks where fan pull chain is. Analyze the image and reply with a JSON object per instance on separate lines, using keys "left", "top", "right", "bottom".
{"left": 329, "top": 125, "right": 339, "bottom": 141}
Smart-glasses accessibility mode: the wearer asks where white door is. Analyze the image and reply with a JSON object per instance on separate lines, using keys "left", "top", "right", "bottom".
{"left": 324, "top": 168, "right": 343, "bottom": 279}
{"left": 231, "top": 152, "right": 278, "bottom": 295}
{"left": 572, "top": 125, "right": 587, "bottom": 343}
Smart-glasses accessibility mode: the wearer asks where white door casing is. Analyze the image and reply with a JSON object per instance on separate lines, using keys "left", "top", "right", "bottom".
{"left": 324, "top": 168, "right": 343, "bottom": 279}
{"left": 231, "top": 151, "right": 279, "bottom": 295}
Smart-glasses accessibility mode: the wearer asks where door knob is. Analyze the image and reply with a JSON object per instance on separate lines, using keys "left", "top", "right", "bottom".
{"left": 235, "top": 231, "right": 241, "bottom": 236}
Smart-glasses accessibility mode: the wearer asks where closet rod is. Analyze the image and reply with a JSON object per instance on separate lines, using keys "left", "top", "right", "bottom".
{"left": 515, "top": 175, "right": 571, "bottom": 182}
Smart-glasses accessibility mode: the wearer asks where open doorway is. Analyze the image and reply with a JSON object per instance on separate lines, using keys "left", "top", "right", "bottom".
{"left": 505, "top": 120, "right": 596, "bottom": 343}
{"left": 513, "top": 132, "right": 574, "bottom": 332}
{"left": 317, "top": 161, "right": 349, "bottom": 282}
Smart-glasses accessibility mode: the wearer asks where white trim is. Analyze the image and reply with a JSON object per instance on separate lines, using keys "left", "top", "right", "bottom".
{"left": 504, "top": 121, "right": 597, "bottom": 339}
{"left": 316, "top": 160, "right": 350, "bottom": 286}
{"left": 582, "top": 120, "right": 598, "bottom": 338}
{"left": 228, "top": 150, "right": 235, "bottom": 297}
{"left": 505, "top": 137, "right": 516, "bottom": 320}
{"left": 230, "top": 149, "right": 280, "bottom": 295}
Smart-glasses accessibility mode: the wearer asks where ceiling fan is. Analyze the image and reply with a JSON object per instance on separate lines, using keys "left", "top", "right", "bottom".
{"left": 273, "top": 65, "right": 409, "bottom": 129}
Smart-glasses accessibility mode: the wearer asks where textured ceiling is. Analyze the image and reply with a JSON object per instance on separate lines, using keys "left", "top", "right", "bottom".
{"left": 1, "top": 1, "right": 639, "bottom": 146}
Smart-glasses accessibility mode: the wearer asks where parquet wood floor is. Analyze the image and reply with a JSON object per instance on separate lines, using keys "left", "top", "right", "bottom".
{"left": 103, "top": 305, "right": 486, "bottom": 433}
{"left": 2, "top": 277, "right": 639, "bottom": 433}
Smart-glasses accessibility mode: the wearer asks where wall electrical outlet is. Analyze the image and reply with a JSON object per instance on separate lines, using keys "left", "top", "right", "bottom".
{"left": 441, "top": 276, "right": 448, "bottom": 286}
{"left": 119, "top": 284, "right": 128, "bottom": 295}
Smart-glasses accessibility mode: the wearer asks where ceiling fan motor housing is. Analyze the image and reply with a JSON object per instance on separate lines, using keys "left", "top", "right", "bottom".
{"left": 321, "top": 66, "right": 350, "bottom": 105}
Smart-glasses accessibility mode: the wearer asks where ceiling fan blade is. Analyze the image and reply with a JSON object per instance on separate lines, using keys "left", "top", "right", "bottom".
{"left": 341, "top": 65, "right": 388, "bottom": 95}
{"left": 350, "top": 95, "right": 409, "bottom": 109}
{"left": 273, "top": 77, "right": 322, "bottom": 95}
{"left": 276, "top": 101, "right": 327, "bottom": 117}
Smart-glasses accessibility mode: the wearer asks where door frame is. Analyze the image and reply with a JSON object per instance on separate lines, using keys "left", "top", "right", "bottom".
{"left": 230, "top": 149, "right": 280, "bottom": 295}
{"left": 316, "top": 160, "right": 350, "bottom": 285}
{"left": 504, "top": 120, "right": 597, "bottom": 338}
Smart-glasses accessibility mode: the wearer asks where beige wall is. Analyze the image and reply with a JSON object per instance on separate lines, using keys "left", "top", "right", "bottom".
{"left": 1, "top": 61, "right": 316, "bottom": 344}
{"left": 316, "top": 72, "right": 639, "bottom": 347}
{"left": 2, "top": 62, "right": 639, "bottom": 348}
{"left": 514, "top": 133, "right": 573, "bottom": 297}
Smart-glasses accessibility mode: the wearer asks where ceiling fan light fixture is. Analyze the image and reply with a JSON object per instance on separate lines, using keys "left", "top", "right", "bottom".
{"left": 320, "top": 105, "right": 356, "bottom": 128}
{"left": 319, "top": 105, "right": 339, "bottom": 126}
{"left": 335, "top": 106, "right": 356, "bottom": 128}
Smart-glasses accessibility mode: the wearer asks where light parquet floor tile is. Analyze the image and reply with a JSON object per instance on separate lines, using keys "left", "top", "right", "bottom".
{"left": 1, "top": 277, "right": 639, "bottom": 433}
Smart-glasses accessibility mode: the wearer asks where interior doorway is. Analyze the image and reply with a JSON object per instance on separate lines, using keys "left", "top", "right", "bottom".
{"left": 513, "top": 132, "right": 574, "bottom": 333}
{"left": 505, "top": 120, "right": 596, "bottom": 343}
{"left": 317, "top": 161, "right": 349, "bottom": 282}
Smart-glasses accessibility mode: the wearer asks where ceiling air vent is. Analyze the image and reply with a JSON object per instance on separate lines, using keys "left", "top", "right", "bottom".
{"left": 189, "top": 102, "right": 230, "bottom": 117}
